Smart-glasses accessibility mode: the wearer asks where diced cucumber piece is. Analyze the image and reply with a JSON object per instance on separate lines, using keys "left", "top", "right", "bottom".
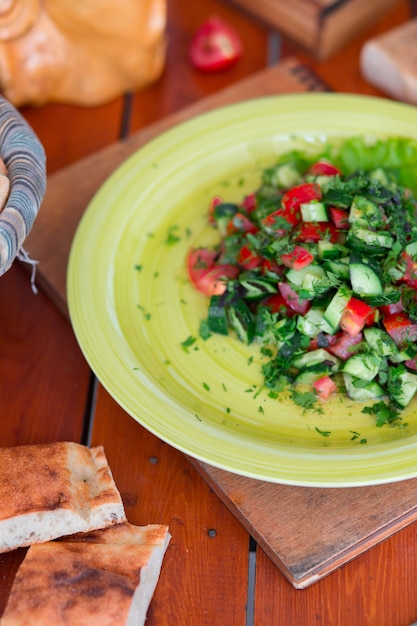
{"left": 286, "top": 264, "right": 330, "bottom": 297}
{"left": 296, "top": 307, "right": 333, "bottom": 338}
{"left": 228, "top": 300, "right": 255, "bottom": 344}
{"left": 323, "top": 286, "right": 352, "bottom": 332}
{"left": 292, "top": 348, "right": 340, "bottom": 371}
{"left": 318, "top": 241, "right": 347, "bottom": 260}
{"left": 349, "top": 253, "right": 384, "bottom": 296}
{"left": 208, "top": 296, "right": 229, "bottom": 335}
{"left": 368, "top": 168, "right": 392, "bottom": 186}
{"left": 389, "top": 344, "right": 417, "bottom": 363}
{"left": 349, "top": 195, "right": 381, "bottom": 226}
{"left": 343, "top": 373, "right": 385, "bottom": 401}
{"left": 363, "top": 327, "right": 398, "bottom": 357}
{"left": 239, "top": 274, "right": 277, "bottom": 300}
{"left": 267, "top": 162, "right": 302, "bottom": 189}
{"left": 388, "top": 366, "right": 417, "bottom": 408}
{"left": 342, "top": 352, "right": 383, "bottom": 381}
{"left": 323, "top": 257, "right": 350, "bottom": 281}
{"left": 348, "top": 225, "right": 394, "bottom": 249}
{"left": 300, "top": 201, "right": 328, "bottom": 222}
{"left": 295, "top": 369, "right": 332, "bottom": 385}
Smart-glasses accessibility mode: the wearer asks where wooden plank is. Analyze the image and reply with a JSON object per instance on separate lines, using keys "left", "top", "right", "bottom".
{"left": 91, "top": 388, "right": 250, "bottom": 626}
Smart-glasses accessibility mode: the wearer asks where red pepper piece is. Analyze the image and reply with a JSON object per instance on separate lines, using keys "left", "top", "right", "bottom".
{"left": 241, "top": 193, "right": 257, "bottom": 212}
{"left": 280, "top": 246, "right": 314, "bottom": 270}
{"left": 189, "top": 16, "right": 243, "bottom": 73}
{"left": 340, "top": 297, "right": 375, "bottom": 336}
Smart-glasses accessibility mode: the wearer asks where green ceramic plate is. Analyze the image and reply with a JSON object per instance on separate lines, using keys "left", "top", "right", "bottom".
{"left": 68, "top": 93, "right": 417, "bottom": 487}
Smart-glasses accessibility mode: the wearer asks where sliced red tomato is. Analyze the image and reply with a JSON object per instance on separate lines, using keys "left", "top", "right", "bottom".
{"left": 280, "top": 246, "right": 314, "bottom": 270}
{"left": 227, "top": 211, "right": 258, "bottom": 234}
{"left": 282, "top": 182, "right": 322, "bottom": 212}
{"left": 261, "top": 293, "right": 296, "bottom": 316}
{"left": 328, "top": 206, "right": 349, "bottom": 230}
{"left": 189, "top": 16, "right": 243, "bottom": 73}
{"left": 237, "top": 244, "right": 262, "bottom": 269}
{"left": 313, "top": 376, "right": 338, "bottom": 401}
{"left": 278, "top": 282, "right": 311, "bottom": 315}
{"left": 296, "top": 221, "right": 339, "bottom": 244}
{"left": 340, "top": 297, "right": 375, "bottom": 336}
{"left": 187, "top": 248, "right": 238, "bottom": 296}
{"left": 308, "top": 160, "right": 341, "bottom": 176}
{"left": 327, "top": 331, "right": 363, "bottom": 360}
{"left": 382, "top": 312, "right": 417, "bottom": 346}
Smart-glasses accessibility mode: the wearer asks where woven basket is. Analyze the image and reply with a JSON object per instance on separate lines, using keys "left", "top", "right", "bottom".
{"left": 0, "top": 95, "right": 46, "bottom": 277}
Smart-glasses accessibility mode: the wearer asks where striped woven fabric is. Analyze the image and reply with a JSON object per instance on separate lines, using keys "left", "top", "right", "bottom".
{"left": 0, "top": 95, "right": 46, "bottom": 277}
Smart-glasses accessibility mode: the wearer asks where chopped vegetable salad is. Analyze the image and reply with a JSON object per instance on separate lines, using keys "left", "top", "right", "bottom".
{"left": 186, "top": 142, "right": 417, "bottom": 427}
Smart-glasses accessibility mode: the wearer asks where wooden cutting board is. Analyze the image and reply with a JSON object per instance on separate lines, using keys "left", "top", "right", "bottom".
{"left": 24, "top": 57, "right": 417, "bottom": 589}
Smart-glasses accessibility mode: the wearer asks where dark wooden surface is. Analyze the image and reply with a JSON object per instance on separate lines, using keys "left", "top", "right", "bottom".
{"left": 1, "top": 0, "right": 417, "bottom": 624}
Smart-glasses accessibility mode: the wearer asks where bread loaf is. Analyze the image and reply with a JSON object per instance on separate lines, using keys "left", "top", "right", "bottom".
{"left": 1, "top": 522, "right": 171, "bottom": 626}
{"left": 0, "top": 442, "right": 126, "bottom": 553}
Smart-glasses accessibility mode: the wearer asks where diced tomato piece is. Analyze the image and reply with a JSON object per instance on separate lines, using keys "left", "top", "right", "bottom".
{"left": 282, "top": 182, "right": 322, "bottom": 212}
{"left": 313, "top": 376, "right": 338, "bottom": 401}
{"left": 328, "top": 206, "right": 349, "bottom": 229}
{"left": 327, "top": 331, "right": 363, "bottom": 360}
{"left": 308, "top": 160, "right": 341, "bottom": 176}
{"left": 227, "top": 212, "right": 258, "bottom": 234}
{"left": 261, "top": 206, "right": 301, "bottom": 234}
{"left": 296, "top": 222, "right": 339, "bottom": 244}
{"left": 195, "top": 265, "right": 239, "bottom": 296}
{"left": 400, "top": 251, "right": 417, "bottom": 289}
{"left": 241, "top": 192, "right": 257, "bottom": 212}
{"left": 261, "top": 293, "right": 296, "bottom": 316}
{"left": 340, "top": 297, "right": 375, "bottom": 336}
{"left": 278, "top": 282, "right": 311, "bottom": 315}
{"left": 382, "top": 312, "right": 417, "bottom": 346}
{"left": 261, "top": 257, "right": 284, "bottom": 278}
{"left": 280, "top": 246, "right": 314, "bottom": 270}
{"left": 237, "top": 244, "right": 262, "bottom": 269}
{"left": 187, "top": 247, "right": 238, "bottom": 296}
{"left": 208, "top": 195, "right": 223, "bottom": 224}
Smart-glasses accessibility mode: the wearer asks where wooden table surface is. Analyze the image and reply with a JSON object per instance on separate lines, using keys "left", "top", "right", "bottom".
{"left": 1, "top": 1, "right": 416, "bottom": 624}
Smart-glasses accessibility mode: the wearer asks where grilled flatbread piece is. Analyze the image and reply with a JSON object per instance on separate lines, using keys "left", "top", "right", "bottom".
{"left": 1, "top": 522, "right": 171, "bottom": 626}
{"left": 0, "top": 442, "right": 126, "bottom": 553}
